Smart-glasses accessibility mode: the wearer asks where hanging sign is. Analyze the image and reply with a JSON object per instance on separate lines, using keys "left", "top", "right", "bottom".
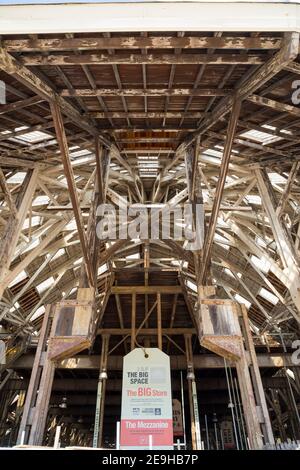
{"left": 120, "top": 348, "right": 173, "bottom": 450}
{"left": 172, "top": 399, "right": 183, "bottom": 436}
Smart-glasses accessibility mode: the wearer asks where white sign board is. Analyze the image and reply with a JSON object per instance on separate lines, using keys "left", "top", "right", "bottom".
{"left": 120, "top": 348, "right": 173, "bottom": 450}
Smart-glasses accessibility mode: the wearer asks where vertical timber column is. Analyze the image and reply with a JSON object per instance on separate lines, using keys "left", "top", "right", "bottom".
{"left": 184, "top": 139, "right": 204, "bottom": 284}
{"left": 236, "top": 344, "right": 264, "bottom": 449}
{"left": 0, "top": 168, "right": 39, "bottom": 299}
{"left": 269, "top": 389, "right": 286, "bottom": 442}
{"left": 93, "top": 334, "right": 110, "bottom": 448}
{"left": 157, "top": 293, "right": 162, "bottom": 350}
{"left": 29, "top": 354, "right": 55, "bottom": 445}
{"left": 131, "top": 292, "right": 136, "bottom": 351}
{"left": 12, "top": 390, "right": 26, "bottom": 443}
{"left": 79, "top": 139, "right": 103, "bottom": 289}
{"left": 240, "top": 305, "right": 275, "bottom": 445}
{"left": 17, "top": 304, "right": 55, "bottom": 445}
{"left": 144, "top": 245, "right": 150, "bottom": 349}
{"left": 184, "top": 334, "right": 201, "bottom": 450}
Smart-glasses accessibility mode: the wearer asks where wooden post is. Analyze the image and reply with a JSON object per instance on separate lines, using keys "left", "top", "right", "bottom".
{"left": 131, "top": 292, "right": 136, "bottom": 350}
{"left": 184, "top": 334, "right": 201, "bottom": 450}
{"left": 93, "top": 334, "right": 110, "bottom": 448}
{"left": 197, "top": 297, "right": 265, "bottom": 449}
{"left": 17, "top": 304, "right": 55, "bottom": 445}
{"left": 240, "top": 305, "right": 275, "bottom": 445}
{"left": 236, "top": 345, "right": 264, "bottom": 449}
{"left": 29, "top": 356, "right": 55, "bottom": 445}
{"left": 269, "top": 389, "right": 287, "bottom": 442}
{"left": 157, "top": 293, "right": 162, "bottom": 350}
{"left": 17, "top": 305, "right": 53, "bottom": 444}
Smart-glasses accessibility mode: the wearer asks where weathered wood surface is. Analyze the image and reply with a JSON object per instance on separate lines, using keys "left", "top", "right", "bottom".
{"left": 20, "top": 53, "right": 268, "bottom": 66}
{"left": 198, "top": 300, "right": 242, "bottom": 361}
{"left": 2, "top": 36, "right": 282, "bottom": 52}
{"left": 48, "top": 288, "right": 95, "bottom": 361}
{"left": 61, "top": 87, "right": 232, "bottom": 97}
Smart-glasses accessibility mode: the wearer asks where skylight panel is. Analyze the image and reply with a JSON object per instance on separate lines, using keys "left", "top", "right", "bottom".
{"left": 23, "top": 238, "right": 40, "bottom": 254}
{"left": 0, "top": 130, "right": 12, "bottom": 136}
{"left": 204, "top": 149, "right": 223, "bottom": 158}
{"left": 69, "top": 149, "right": 91, "bottom": 159}
{"left": 30, "top": 306, "right": 45, "bottom": 322}
{"left": 51, "top": 248, "right": 65, "bottom": 261}
{"left": 23, "top": 216, "right": 41, "bottom": 230}
{"left": 171, "top": 260, "right": 181, "bottom": 267}
{"left": 250, "top": 255, "right": 270, "bottom": 273}
{"left": 170, "top": 260, "right": 188, "bottom": 269}
{"left": 69, "top": 287, "right": 77, "bottom": 297}
{"left": 1, "top": 126, "right": 28, "bottom": 136}
{"left": 9, "top": 302, "right": 20, "bottom": 312}
{"left": 214, "top": 233, "right": 229, "bottom": 250}
{"left": 224, "top": 268, "right": 234, "bottom": 278}
{"left": 11, "top": 130, "right": 52, "bottom": 144}
{"left": 126, "top": 253, "right": 140, "bottom": 260}
{"left": 8, "top": 270, "right": 27, "bottom": 288}
{"left": 234, "top": 294, "right": 251, "bottom": 309}
{"left": 186, "top": 280, "right": 197, "bottom": 293}
{"left": 225, "top": 176, "right": 236, "bottom": 184}
{"left": 98, "top": 263, "right": 108, "bottom": 275}
{"left": 138, "top": 156, "right": 159, "bottom": 178}
{"left": 74, "top": 257, "right": 83, "bottom": 266}
{"left": 33, "top": 195, "right": 50, "bottom": 206}
{"left": 255, "top": 236, "right": 267, "bottom": 248}
{"left": 7, "top": 172, "right": 26, "bottom": 184}
{"left": 36, "top": 277, "right": 54, "bottom": 294}
{"left": 268, "top": 172, "right": 286, "bottom": 185}
{"left": 245, "top": 195, "right": 261, "bottom": 205}
{"left": 66, "top": 220, "right": 77, "bottom": 231}
{"left": 240, "top": 128, "right": 282, "bottom": 145}
{"left": 259, "top": 287, "right": 278, "bottom": 305}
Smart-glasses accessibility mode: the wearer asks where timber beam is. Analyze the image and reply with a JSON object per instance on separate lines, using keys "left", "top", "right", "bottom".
{"left": 61, "top": 87, "right": 232, "bottom": 97}
{"left": 13, "top": 353, "right": 296, "bottom": 370}
{"left": 88, "top": 111, "right": 204, "bottom": 119}
{"left": 111, "top": 285, "right": 182, "bottom": 294}
{"left": 2, "top": 36, "right": 282, "bottom": 52}
{"left": 97, "top": 328, "right": 196, "bottom": 335}
{"left": 20, "top": 53, "right": 269, "bottom": 66}
{"left": 50, "top": 100, "right": 95, "bottom": 287}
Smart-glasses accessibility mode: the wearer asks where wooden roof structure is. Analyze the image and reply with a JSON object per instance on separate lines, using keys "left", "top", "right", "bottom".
{"left": 0, "top": 22, "right": 300, "bottom": 364}
{"left": 1, "top": 1, "right": 300, "bottom": 450}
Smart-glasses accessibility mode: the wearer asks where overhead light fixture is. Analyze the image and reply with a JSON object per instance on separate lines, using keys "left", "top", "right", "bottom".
{"left": 59, "top": 396, "right": 67, "bottom": 409}
{"left": 187, "top": 364, "right": 195, "bottom": 381}
{"left": 100, "top": 369, "right": 108, "bottom": 380}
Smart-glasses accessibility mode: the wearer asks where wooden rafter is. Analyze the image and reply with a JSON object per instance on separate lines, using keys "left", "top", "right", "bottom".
{"left": 50, "top": 100, "right": 95, "bottom": 287}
